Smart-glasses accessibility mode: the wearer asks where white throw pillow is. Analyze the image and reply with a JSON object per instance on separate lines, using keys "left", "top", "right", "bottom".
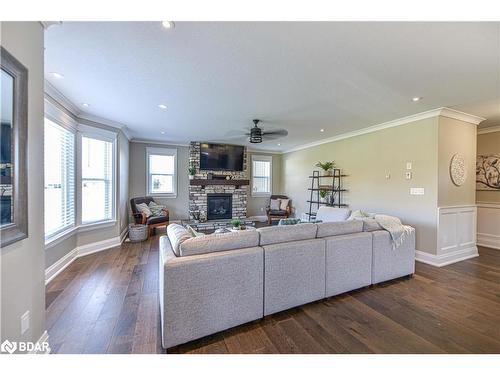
{"left": 316, "top": 206, "right": 351, "bottom": 222}
{"left": 136, "top": 203, "right": 152, "bottom": 217}
{"left": 279, "top": 198, "right": 290, "bottom": 211}
{"left": 270, "top": 199, "right": 281, "bottom": 210}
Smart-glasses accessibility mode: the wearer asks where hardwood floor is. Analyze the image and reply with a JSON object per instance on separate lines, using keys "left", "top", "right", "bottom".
{"left": 46, "top": 237, "right": 500, "bottom": 354}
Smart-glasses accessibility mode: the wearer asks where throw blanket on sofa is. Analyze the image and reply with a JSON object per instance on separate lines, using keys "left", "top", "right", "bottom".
{"left": 373, "top": 214, "right": 412, "bottom": 250}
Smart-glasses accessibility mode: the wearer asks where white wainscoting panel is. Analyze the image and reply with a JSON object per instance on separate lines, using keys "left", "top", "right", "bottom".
{"left": 477, "top": 202, "right": 500, "bottom": 250}
{"left": 416, "top": 205, "right": 478, "bottom": 267}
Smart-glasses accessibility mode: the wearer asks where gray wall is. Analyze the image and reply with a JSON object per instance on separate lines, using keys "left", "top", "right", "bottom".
{"left": 0, "top": 22, "right": 46, "bottom": 346}
{"left": 246, "top": 151, "right": 282, "bottom": 216}
{"left": 280, "top": 117, "right": 440, "bottom": 254}
{"left": 129, "top": 142, "right": 190, "bottom": 220}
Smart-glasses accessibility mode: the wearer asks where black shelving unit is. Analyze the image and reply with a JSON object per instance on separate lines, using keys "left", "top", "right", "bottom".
{"left": 306, "top": 169, "right": 348, "bottom": 220}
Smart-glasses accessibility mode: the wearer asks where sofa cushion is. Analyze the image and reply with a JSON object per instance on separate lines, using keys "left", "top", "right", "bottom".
{"left": 179, "top": 230, "right": 260, "bottom": 257}
{"left": 147, "top": 215, "right": 169, "bottom": 225}
{"left": 316, "top": 220, "right": 363, "bottom": 238}
{"left": 167, "top": 223, "right": 192, "bottom": 256}
{"left": 258, "top": 223, "right": 317, "bottom": 246}
{"left": 315, "top": 206, "right": 351, "bottom": 222}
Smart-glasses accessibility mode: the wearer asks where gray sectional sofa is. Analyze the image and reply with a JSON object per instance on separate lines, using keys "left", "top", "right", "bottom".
{"left": 159, "top": 221, "right": 415, "bottom": 349}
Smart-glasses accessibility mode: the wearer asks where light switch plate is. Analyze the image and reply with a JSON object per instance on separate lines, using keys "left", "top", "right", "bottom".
{"left": 21, "top": 311, "right": 30, "bottom": 334}
{"left": 410, "top": 187, "right": 425, "bottom": 195}
{"left": 406, "top": 162, "right": 412, "bottom": 170}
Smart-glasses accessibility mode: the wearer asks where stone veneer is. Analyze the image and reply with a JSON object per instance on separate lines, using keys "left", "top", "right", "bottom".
{"left": 189, "top": 142, "right": 248, "bottom": 220}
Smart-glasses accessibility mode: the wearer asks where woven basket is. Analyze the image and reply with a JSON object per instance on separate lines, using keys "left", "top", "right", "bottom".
{"left": 129, "top": 224, "right": 148, "bottom": 242}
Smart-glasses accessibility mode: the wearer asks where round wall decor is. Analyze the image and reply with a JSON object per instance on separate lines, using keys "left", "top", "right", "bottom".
{"left": 450, "top": 153, "right": 467, "bottom": 186}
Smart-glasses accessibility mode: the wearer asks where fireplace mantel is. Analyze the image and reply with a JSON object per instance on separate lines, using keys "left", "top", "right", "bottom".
{"left": 189, "top": 179, "right": 250, "bottom": 187}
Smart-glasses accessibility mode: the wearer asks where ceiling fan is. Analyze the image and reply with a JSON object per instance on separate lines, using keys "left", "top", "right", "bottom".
{"left": 246, "top": 119, "right": 288, "bottom": 144}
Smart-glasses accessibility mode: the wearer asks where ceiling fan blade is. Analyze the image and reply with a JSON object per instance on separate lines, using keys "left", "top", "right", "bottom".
{"left": 262, "top": 129, "right": 288, "bottom": 137}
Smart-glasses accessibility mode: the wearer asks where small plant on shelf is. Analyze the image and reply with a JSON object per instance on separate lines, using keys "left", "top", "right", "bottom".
{"left": 230, "top": 218, "right": 242, "bottom": 229}
{"left": 315, "top": 161, "right": 336, "bottom": 176}
{"left": 319, "top": 189, "right": 329, "bottom": 203}
{"left": 188, "top": 165, "right": 196, "bottom": 179}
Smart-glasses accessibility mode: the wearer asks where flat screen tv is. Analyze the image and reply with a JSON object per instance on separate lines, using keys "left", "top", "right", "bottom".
{"left": 200, "top": 143, "right": 244, "bottom": 171}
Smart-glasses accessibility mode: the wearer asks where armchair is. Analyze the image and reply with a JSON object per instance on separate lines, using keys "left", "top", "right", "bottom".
{"left": 266, "top": 195, "right": 291, "bottom": 224}
{"left": 130, "top": 196, "right": 170, "bottom": 236}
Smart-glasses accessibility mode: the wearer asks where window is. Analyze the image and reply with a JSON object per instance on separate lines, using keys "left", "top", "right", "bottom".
{"left": 251, "top": 155, "right": 272, "bottom": 196}
{"left": 81, "top": 135, "right": 114, "bottom": 224}
{"left": 44, "top": 118, "right": 75, "bottom": 239}
{"left": 147, "top": 148, "right": 177, "bottom": 197}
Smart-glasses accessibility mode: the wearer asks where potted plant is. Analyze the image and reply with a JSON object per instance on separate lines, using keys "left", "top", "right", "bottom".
{"left": 315, "top": 161, "right": 335, "bottom": 176}
{"left": 230, "top": 218, "right": 241, "bottom": 230}
{"left": 319, "top": 189, "right": 329, "bottom": 203}
{"left": 188, "top": 165, "right": 196, "bottom": 180}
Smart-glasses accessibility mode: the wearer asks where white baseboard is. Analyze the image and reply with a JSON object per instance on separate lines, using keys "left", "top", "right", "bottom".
{"left": 45, "top": 230, "right": 128, "bottom": 284}
{"left": 415, "top": 246, "right": 479, "bottom": 267}
{"left": 477, "top": 232, "right": 500, "bottom": 250}
{"left": 45, "top": 248, "right": 79, "bottom": 284}
{"left": 77, "top": 235, "right": 122, "bottom": 257}
{"left": 28, "top": 331, "right": 51, "bottom": 354}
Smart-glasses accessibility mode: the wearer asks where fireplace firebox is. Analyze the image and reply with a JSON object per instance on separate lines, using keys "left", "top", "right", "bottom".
{"left": 207, "top": 193, "right": 232, "bottom": 220}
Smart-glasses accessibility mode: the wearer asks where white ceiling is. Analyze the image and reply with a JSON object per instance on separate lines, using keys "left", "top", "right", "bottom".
{"left": 44, "top": 22, "right": 500, "bottom": 151}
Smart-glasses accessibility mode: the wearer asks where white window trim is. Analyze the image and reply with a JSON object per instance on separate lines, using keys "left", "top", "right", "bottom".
{"left": 77, "top": 124, "right": 118, "bottom": 226}
{"left": 44, "top": 99, "right": 78, "bottom": 246}
{"left": 146, "top": 147, "right": 178, "bottom": 198}
{"left": 251, "top": 154, "right": 273, "bottom": 197}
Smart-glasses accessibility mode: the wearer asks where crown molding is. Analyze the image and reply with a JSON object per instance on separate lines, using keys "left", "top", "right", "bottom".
{"left": 439, "top": 107, "right": 485, "bottom": 125}
{"left": 78, "top": 113, "right": 131, "bottom": 140}
{"left": 44, "top": 80, "right": 81, "bottom": 117}
{"left": 44, "top": 82, "right": 131, "bottom": 140}
{"left": 477, "top": 125, "right": 500, "bottom": 135}
{"left": 40, "top": 21, "right": 62, "bottom": 30}
{"left": 130, "top": 138, "right": 189, "bottom": 147}
{"left": 283, "top": 107, "right": 485, "bottom": 154}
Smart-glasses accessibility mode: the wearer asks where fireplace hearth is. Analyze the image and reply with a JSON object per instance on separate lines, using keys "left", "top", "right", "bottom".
{"left": 207, "top": 193, "right": 232, "bottom": 220}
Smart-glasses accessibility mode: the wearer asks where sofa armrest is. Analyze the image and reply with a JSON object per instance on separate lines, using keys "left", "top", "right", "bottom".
{"left": 159, "top": 245, "right": 264, "bottom": 349}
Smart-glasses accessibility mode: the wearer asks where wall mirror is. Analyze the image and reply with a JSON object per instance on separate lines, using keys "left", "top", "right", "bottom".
{"left": 1, "top": 46, "right": 28, "bottom": 247}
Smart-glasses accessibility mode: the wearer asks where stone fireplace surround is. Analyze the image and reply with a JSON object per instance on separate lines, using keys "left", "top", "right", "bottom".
{"left": 188, "top": 142, "right": 248, "bottom": 220}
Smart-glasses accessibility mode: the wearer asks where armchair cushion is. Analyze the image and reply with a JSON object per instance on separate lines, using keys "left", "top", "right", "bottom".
{"left": 279, "top": 199, "right": 290, "bottom": 211}
{"left": 147, "top": 215, "right": 170, "bottom": 225}
{"left": 136, "top": 203, "right": 153, "bottom": 218}
{"left": 269, "top": 199, "right": 281, "bottom": 210}
{"left": 148, "top": 201, "right": 167, "bottom": 216}
{"left": 268, "top": 209, "right": 288, "bottom": 216}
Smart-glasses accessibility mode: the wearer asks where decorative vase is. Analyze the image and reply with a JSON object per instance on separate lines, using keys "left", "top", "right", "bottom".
{"left": 324, "top": 169, "right": 333, "bottom": 177}
{"left": 189, "top": 175, "right": 194, "bottom": 180}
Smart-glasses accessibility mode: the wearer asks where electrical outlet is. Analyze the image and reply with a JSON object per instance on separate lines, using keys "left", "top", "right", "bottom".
{"left": 260, "top": 207, "right": 264, "bottom": 212}
{"left": 405, "top": 171, "right": 412, "bottom": 180}
{"left": 406, "top": 162, "right": 412, "bottom": 170}
{"left": 21, "top": 311, "right": 30, "bottom": 334}
{"left": 410, "top": 187, "right": 425, "bottom": 195}
{"left": 385, "top": 172, "right": 391, "bottom": 179}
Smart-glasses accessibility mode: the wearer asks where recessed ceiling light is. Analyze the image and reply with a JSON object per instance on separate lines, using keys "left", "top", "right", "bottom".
{"left": 50, "top": 72, "right": 64, "bottom": 79}
{"left": 277, "top": 143, "right": 281, "bottom": 146}
{"left": 320, "top": 128, "right": 325, "bottom": 132}
{"left": 81, "top": 103, "right": 90, "bottom": 107}
{"left": 162, "top": 21, "right": 175, "bottom": 29}
{"left": 161, "top": 131, "right": 165, "bottom": 135}
{"left": 412, "top": 97, "right": 422, "bottom": 102}
{"left": 158, "top": 104, "right": 167, "bottom": 110}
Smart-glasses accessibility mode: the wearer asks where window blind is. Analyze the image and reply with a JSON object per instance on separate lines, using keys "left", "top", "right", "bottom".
{"left": 44, "top": 118, "right": 75, "bottom": 239}
{"left": 81, "top": 136, "right": 113, "bottom": 223}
